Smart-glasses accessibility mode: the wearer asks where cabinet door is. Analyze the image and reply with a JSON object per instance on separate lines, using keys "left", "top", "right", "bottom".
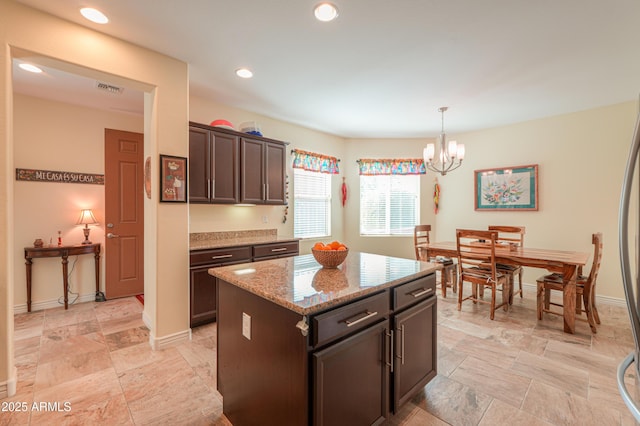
{"left": 264, "top": 142, "right": 286, "bottom": 204}
{"left": 212, "top": 131, "right": 239, "bottom": 203}
{"left": 188, "top": 127, "right": 211, "bottom": 203}
{"left": 190, "top": 266, "right": 217, "bottom": 327}
{"left": 240, "top": 138, "right": 265, "bottom": 204}
{"left": 393, "top": 296, "right": 437, "bottom": 411}
{"left": 312, "top": 320, "right": 390, "bottom": 426}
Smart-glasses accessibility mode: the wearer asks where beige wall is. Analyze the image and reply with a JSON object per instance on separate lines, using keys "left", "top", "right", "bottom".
{"left": 189, "top": 95, "right": 347, "bottom": 254}
{"left": 433, "top": 102, "right": 638, "bottom": 300}
{"left": 12, "top": 94, "right": 143, "bottom": 309}
{"left": 1, "top": 1, "right": 189, "bottom": 396}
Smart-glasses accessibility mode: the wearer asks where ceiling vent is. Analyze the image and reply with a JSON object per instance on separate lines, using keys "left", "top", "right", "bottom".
{"left": 95, "top": 81, "right": 124, "bottom": 94}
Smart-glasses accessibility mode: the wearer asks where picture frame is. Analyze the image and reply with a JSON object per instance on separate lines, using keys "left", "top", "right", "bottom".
{"left": 474, "top": 164, "right": 538, "bottom": 211}
{"left": 160, "top": 155, "right": 188, "bottom": 202}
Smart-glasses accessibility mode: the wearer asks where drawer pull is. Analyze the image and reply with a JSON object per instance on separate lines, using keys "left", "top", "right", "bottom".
{"left": 386, "top": 329, "right": 394, "bottom": 373}
{"left": 409, "top": 288, "right": 433, "bottom": 298}
{"left": 211, "top": 254, "right": 233, "bottom": 260}
{"left": 271, "top": 247, "right": 288, "bottom": 252}
{"left": 344, "top": 310, "right": 378, "bottom": 327}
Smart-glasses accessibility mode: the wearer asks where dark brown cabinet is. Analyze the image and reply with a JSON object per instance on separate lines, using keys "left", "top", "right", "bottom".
{"left": 240, "top": 138, "right": 286, "bottom": 205}
{"left": 312, "top": 320, "right": 390, "bottom": 426}
{"left": 189, "top": 241, "right": 298, "bottom": 327}
{"left": 189, "top": 121, "right": 288, "bottom": 205}
{"left": 188, "top": 124, "right": 239, "bottom": 204}
{"left": 216, "top": 270, "right": 436, "bottom": 425}
{"left": 393, "top": 296, "right": 437, "bottom": 409}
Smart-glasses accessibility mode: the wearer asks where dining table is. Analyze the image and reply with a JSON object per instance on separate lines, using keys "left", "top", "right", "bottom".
{"left": 420, "top": 241, "right": 591, "bottom": 334}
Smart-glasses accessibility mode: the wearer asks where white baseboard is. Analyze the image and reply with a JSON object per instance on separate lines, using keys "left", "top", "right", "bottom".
{"left": 0, "top": 366, "right": 17, "bottom": 398}
{"left": 13, "top": 293, "right": 96, "bottom": 313}
{"left": 148, "top": 327, "right": 191, "bottom": 350}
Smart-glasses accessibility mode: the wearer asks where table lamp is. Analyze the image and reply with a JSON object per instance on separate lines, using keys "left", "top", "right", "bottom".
{"left": 76, "top": 209, "right": 98, "bottom": 245}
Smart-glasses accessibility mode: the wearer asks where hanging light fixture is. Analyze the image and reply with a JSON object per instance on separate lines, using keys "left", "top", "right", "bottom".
{"left": 423, "top": 107, "right": 465, "bottom": 175}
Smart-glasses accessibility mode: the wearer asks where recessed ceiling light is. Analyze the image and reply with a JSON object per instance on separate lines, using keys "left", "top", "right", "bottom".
{"left": 235, "top": 68, "right": 253, "bottom": 79}
{"left": 80, "top": 7, "right": 109, "bottom": 24}
{"left": 18, "top": 63, "right": 43, "bottom": 73}
{"left": 314, "top": 3, "right": 339, "bottom": 22}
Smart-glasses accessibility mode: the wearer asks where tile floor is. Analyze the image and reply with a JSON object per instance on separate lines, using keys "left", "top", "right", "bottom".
{"left": 2, "top": 285, "right": 639, "bottom": 425}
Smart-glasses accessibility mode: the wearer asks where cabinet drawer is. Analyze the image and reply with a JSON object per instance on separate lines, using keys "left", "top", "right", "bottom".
{"left": 393, "top": 274, "right": 436, "bottom": 311}
{"left": 253, "top": 241, "right": 299, "bottom": 259}
{"left": 312, "top": 291, "right": 389, "bottom": 348}
{"left": 190, "top": 246, "right": 252, "bottom": 267}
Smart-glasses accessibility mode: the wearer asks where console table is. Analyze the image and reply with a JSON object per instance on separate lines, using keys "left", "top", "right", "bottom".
{"left": 24, "top": 243, "right": 101, "bottom": 312}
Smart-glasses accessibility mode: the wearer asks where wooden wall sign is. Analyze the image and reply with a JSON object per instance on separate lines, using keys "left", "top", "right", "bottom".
{"left": 15, "top": 168, "right": 105, "bottom": 185}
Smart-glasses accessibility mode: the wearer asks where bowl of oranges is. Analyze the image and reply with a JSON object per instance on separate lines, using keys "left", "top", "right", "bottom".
{"left": 312, "top": 241, "right": 348, "bottom": 268}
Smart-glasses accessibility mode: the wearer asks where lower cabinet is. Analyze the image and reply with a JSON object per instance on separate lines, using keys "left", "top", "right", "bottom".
{"left": 189, "top": 241, "right": 299, "bottom": 327}
{"left": 393, "top": 296, "right": 437, "bottom": 409}
{"left": 313, "top": 320, "right": 390, "bottom": 426}
{"left": 189, "top": 266, "right": 217, "bottom": 327}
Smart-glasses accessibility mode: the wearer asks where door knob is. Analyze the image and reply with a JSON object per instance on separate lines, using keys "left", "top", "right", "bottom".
{"left": 107, "top": 233, "right": 120, "bottom": 239}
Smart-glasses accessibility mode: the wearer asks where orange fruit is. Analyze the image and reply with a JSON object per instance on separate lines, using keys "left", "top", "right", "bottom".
{"left": 329, "top": 241, "right": 341, "bottom": 250}
{"left": 337, "top": 246, "right": 347, "bottom": 251}
{"left": 313, "top": 242, "right": 325, "bottom": 250}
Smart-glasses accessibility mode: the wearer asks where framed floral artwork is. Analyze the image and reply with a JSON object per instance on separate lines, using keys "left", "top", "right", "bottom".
{"left": 474, "top": 164, "right": 538, "bottom": 211}
{"left": 160, "top": 155, "right": 188, "bottom": 202}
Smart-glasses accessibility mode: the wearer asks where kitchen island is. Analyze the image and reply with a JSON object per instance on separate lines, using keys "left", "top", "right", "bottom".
{"left": 209, "top": 252, "right": 440, "bottom": 426}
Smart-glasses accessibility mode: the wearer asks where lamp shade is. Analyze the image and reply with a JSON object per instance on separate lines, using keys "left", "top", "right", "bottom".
{"left": 76, "top": 209, "right": 98, "bottom": 226}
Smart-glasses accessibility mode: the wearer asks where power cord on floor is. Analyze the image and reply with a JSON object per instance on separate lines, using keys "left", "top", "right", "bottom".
{"left": 57, "top": 255, "right": 80, "bottom": 306}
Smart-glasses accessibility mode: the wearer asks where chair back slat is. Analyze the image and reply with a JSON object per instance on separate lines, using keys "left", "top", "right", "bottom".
{"left": 414, "top": 224, "right": 431, "bottom": 261}
{"left": 456, "top": 229, "right": 499, "bottom": 282}
{"left": 488, "top": 225, "right": 525, "bottom": 248}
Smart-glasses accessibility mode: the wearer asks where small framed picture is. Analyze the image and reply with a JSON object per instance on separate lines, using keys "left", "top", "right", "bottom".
{"left": 160, "top": 155, "right": 188, "bottom": 202}
{"left": 474, "top": 164, "right": 538, "bottom": 211}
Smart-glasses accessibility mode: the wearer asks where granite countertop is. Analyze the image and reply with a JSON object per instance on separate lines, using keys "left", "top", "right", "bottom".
{"left": 208, "top": 252, "right": 441, "bottom": 316}
{"left": 190, "top": 229, "right": 299, "bottom": 250}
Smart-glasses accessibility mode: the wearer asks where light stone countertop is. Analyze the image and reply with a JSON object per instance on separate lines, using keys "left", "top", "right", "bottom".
{"left": 208, "top": 251, "right": 441, "bottom": 316}
{"left": 190, "top": 234, "right": 299, "bottom": 251}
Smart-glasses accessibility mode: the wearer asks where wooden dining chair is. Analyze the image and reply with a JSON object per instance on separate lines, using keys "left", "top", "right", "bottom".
{"left": 456, "top": 229, "right": 510, "bottom": 320}
{"left": 536, "top": 232, "right": 602, "bottom": 333}
{"left": 414, "top": 225, "right": 458, "bottom": 298}
{"left": 488, "top": 225, "right": 525, "bottom": 303}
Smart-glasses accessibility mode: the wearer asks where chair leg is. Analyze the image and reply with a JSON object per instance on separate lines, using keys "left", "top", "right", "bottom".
{"left": 593, "top": 303, "right": 601, "bottom": 324}
{"left": 440, "top": 270, "right": 448, "bottom": 298}
{"left": 489, "top": 284, "right": 496, "bottom": 320}
{"left": 457, "top": 279, "right": 463, "bottom": 312}
{"left": 518, "top": 270, "right": 523, "bottom": 298}
{"left": 508, "top": 275, "right": 514, "bottom": 305}
{"left": 450, "top": 265, "right": 458, "bottom": 293}
{"left": 544, "top": 288, "right": 551, "bottom": 310}
{"left": 536, "top": 281, "right": 544, "bottom": 320}
{"left": 502, "top": 280, "right": 510, "bottom": 312}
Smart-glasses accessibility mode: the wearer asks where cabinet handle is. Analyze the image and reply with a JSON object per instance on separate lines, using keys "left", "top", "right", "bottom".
{"left": 271, "top": 247, "right": 288, "bottom": 252}
{"left": 211, "top": 178, "right": 215, "bottom": 198}
{"left": 343, "top": 310, "right": 377, "bottom": 327}
{"left": 398, "top": 324, "right": 405, "bottom": 365}
{"left": 386, "top": 329, "right": 394, "bottom": 373}
{"left": 265, "top": 183, "right": 269, "bottom": 200}
{"left": 409, "top": 287, "right": 433, "bottom": 298}
{"left": 211, "top": 254, "right": 233, "bottom": 260}
{"left": 207, "top": 179, "right": 211, "bottom": 198}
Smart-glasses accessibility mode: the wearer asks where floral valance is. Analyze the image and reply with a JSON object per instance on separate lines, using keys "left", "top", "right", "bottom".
{"left": 356, "top": 158, "right": 426, "bottom": 176}
{"left": 291, "top": 149, "right": 340, "bottom": 174}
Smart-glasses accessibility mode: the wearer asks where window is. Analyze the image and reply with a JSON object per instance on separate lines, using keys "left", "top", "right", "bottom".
{"left": 360, "top": 174, "right": 420, "bottom": 236}
{"left": 294, "top": 168, "right": 331, "bottom": 238}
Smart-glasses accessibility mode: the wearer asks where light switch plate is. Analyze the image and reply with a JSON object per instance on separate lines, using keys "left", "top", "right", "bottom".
{"left": 242, "top": 312, "right": 251, "bottom": 340}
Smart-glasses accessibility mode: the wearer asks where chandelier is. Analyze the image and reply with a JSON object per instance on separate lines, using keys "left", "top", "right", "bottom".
{"left": 423, "top": 107, "right": 465, "bottom": 175}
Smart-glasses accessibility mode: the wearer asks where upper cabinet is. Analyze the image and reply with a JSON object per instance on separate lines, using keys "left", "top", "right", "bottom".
{"left": 240, "top": 138, "right": 286, "bottom": 205}
{"left": 189, "top": 124, "right": 240, "bottom": 204}
{"left": 189, "top": 122, "right": 288, "bottom": 205}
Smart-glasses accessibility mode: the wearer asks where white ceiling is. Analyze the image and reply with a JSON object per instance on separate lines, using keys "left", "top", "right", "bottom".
{"left": 12, "top": 0, "right": 640, "bottom": 138}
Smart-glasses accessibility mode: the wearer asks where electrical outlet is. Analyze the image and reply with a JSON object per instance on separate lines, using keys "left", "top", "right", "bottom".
{"left": 262, "top": 215, "right": 268, "bottom": 223}
{"left": 242, "top": 312, "right": 251, "bottom": 340}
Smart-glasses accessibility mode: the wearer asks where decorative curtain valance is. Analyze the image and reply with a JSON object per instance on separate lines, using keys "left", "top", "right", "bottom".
{"left": 356, "top": 158, "right": 426, "bottom": 176}
{"left": 291, "top": 149, "right": 340, "bottom": 174}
